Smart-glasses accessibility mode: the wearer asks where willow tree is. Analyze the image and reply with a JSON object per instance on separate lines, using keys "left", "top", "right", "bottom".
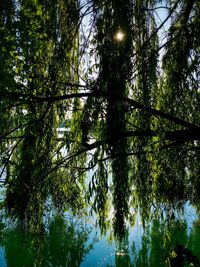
{"left": 81, "top": 0, "right": 200, "bottom": 236}
{"left": 0, "top": 0, "right": 81, "bottom": 231}
{"left": 127, "top": 0, "right": 159, "bottom": 223}
{"left": 0, "top": 0, "right": 200, "bottom": 238}
{"left": 85, "top": 0, "right": 134, "bottom": 237}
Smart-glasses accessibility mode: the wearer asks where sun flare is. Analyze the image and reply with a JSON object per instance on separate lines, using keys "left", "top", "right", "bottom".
{"left": 115, "top": 30, "right": 125, "bottom": 42}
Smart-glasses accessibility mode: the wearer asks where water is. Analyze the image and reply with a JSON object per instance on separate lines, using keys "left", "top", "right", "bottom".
{"left": 0, "top": 166, "right": 199, "bottom": 266}
{"left": 0, "top": 202, "right": 199, "bottom": 267}
{"left": 80, "top": 234, "right": 115, "bottom": 267}
{"left": 0, "top": 249, "right": 6, "bottom": 267}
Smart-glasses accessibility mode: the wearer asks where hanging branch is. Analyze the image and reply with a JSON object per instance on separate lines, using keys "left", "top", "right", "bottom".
{"left": 1, "top": 90, "right": 199, "bottom": 130}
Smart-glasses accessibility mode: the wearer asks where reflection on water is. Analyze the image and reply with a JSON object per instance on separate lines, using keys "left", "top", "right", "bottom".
{"left": 0, "top": 204, "right": 199, "bottom": 267}
{"left": 0, "top": 215, "right": 93, "bottom": 267}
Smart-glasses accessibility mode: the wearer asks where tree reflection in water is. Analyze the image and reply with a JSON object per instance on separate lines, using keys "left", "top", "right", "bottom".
{"left": 0, "top": 216, "right": 92, "bottom": 267}
{"left": 104, "top": 216, "right": 200, "bottom": 267}
{"left": 1, "top": 211, "right": 199, "bottom": 266}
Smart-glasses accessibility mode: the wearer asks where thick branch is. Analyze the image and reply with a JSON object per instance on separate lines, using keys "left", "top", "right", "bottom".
{"left": 116, "top": 129, "right": 200, "bottom": 142}
{"left": 1, "top": 91, "right": 199, "bottom": 130}
{"left": 123, "top": 97, "right": 200, "bottom": 130}
{"left": 181, "top": 0, "right": 195, "bottom": 23}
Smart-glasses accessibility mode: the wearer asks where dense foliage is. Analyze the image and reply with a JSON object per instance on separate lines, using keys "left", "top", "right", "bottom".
{"left": 0, "top": 0, "right": 200, "bottom": 242}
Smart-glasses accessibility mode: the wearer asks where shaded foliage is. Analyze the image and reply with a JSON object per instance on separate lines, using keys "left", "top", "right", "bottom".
{"left": 0, "top": 0, "right": 200, "bottom": 241}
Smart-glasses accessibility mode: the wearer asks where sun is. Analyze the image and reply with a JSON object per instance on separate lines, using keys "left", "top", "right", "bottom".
{"left": 115, "top": 30, "right": 125, "bottom": 42}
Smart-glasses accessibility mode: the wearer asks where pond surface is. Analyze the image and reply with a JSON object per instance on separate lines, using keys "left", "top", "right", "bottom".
{"left": 0, "top": 202, "right": 199, "bottom": 267}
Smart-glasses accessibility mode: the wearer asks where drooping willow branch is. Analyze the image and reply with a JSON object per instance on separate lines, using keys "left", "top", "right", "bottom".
{"left": 1, "top": 91, "right": 199, "bottom": 131}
